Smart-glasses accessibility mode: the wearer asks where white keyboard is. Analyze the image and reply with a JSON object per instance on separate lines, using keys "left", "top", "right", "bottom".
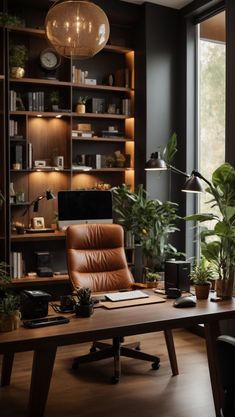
{"left": 105, "top": 290, "right": 149, "bottom": 302}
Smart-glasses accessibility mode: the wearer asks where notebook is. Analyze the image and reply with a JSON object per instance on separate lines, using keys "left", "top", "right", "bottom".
{"left": 105, "top": 290, "right": 149, "bottom": 302}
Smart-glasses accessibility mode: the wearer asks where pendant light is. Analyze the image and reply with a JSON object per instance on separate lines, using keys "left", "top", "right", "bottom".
{"left": 45, "top": 0, "right": 110, "bottom": 59}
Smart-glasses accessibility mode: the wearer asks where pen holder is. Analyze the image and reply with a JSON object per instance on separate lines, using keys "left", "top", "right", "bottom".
{"left": 75, "top": 302, "right": 94, "bottom": 318}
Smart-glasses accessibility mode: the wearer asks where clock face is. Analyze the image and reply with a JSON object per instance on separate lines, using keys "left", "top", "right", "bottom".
{"left": 40, "top": 49, "right": 61, "bottom": 70}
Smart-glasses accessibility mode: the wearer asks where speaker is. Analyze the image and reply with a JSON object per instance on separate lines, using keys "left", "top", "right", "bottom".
{"left": 35, "top": 251, "right": 53, "bottom": 277}
{"left": 165, "top": 261, "right": 191, "bottom": 292}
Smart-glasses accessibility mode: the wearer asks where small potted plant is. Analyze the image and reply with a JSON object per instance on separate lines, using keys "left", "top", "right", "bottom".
{"left": 0, "top": 262, "right": 21, "bottom": 332}
{"left": 9, "top": 43, "right": 28, "bottom": 78}
{"left": 145, "top": 271, "right": 161, "bottom": 288}
{"left": 75, "top": 96, "right": 88, "bottom": 114}
{"left": 190, "top": 256, "right": 215, "bottom": 299}
{"left": 75, "top": 287, "right": 94, "bottom": 317}
{"left": 49, "top": 91, "right": 60, "bottom": 111}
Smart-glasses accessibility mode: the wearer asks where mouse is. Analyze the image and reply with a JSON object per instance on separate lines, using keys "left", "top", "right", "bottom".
{"left": 173, "top": 296, "right": 197, "bottom": 308}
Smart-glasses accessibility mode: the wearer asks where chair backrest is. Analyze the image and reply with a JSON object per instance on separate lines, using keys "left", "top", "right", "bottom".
{"left": 66, "top": 223, "right": 134, "bottom": 292}
{"left": 216, "top": 335, "right": 235, "bottom": 417}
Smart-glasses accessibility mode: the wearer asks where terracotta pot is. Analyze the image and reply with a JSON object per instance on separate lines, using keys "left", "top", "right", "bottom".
{"left": 10, "top": 67, "right": 25, "bottom": 78}
{"left": 195, "top": 283, "right": 210, "bottom": 300}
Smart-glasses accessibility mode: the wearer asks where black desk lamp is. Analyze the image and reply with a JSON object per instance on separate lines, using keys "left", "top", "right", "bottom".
{"left": 145, "top": 152, "right": 213, "bottom": 193}
{"left": 22, "top": 190, "right": 55, "bottom": 217}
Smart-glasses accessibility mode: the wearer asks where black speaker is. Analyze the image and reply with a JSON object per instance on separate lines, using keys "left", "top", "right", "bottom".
{"left": 165, "top": 261, "right": 191, "bottom": 292}
{"left": 35, "top": 251, "right": 53, "bottom": 277}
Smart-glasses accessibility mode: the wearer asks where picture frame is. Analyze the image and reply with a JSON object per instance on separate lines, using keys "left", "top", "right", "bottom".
{"left": 31, "top": 217, "right": 45, "bottom": 229}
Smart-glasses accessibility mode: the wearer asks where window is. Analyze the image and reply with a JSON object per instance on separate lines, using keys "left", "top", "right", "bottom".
{"left": 198, "top": 12, "right": 226, "bottom": 217}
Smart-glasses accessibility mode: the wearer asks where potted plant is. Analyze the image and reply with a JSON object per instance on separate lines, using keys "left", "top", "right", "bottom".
{"left": 145, "top": 271, "right": 161, "bottom": 288}
{"left": 9, "top": 43, "right": 28, "bottom": 78}
{"left": 75, "top": 287, "right": 94, "bottom": 317}
{"left": 185, "top": 163, "right": 235, "bottom": 299}
{"left": 75, "top": 96, "right": 88, "bottom": 114}
{"left": 0, "top": 262, "right": 21, "bottom": 332}
{"left": 112, "top": 184, "right": 182, "bottom": 272}
{"left": 49, "top": 91, "right": 60, "bottom": 111}
{"left": 190, "top": 256, "right": 215, "bottom": 299}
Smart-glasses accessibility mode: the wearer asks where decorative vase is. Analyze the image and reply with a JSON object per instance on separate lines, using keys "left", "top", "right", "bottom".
{"left": 10, "top": 67, "right": 25, "bottom": 79}
{"left": 194, "top": 283, "right": 211, "bottom": 300}
{"left": 75, "top": 303, "right": 94, "bottom": 317}
{"left": 76, "top": 104, "right": 86, "bottom": 114}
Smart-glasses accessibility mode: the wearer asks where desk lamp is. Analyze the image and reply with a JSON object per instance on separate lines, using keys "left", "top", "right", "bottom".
{"left": 21, "top": 190, "right": 55, "bottom": 233}
{"left": 145, "top": 152, "right": 213, "bottom": 193}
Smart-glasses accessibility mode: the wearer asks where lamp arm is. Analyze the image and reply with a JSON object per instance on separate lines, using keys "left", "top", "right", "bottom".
{"left": 22, "top": 195, "right": 45, "bottom": 217}
{"left": 167, "top": 164, "right": 190, "bottom": 178}
{"left": 191, "top": 170, "right": 213, "bottom": 189}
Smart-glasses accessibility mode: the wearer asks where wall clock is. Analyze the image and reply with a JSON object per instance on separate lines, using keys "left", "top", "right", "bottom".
{"left": 40, "top": 48, "right": 61, "bottom": 79}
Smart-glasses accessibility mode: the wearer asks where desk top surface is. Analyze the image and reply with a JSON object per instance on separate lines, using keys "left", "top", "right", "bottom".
{"left": 1, "top": 296, "right": 235, "bottom": 351}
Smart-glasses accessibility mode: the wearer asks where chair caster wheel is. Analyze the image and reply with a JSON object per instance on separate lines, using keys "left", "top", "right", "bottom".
{"left": 111, "top": 376, "right": 119, "bottom": 384}
{"left": 152, "top": 361, "right": 160, "bottom": 370}
{"left": 72, "top": 362, "right": 79, "bottom": 370}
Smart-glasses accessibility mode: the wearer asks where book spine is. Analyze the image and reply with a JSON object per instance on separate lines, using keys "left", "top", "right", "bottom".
{"left": 28, "top": 143, "right": 33, "bottom": 169}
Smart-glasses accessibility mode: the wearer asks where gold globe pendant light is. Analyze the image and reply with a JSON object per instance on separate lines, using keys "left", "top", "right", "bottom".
{"left": 45, "top": 0, "right": 110, "bottom": 59}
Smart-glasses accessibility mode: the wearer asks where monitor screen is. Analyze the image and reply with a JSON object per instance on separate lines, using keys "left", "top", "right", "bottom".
{"left": 58, "top": 190, "right": 113, "bottom": 228}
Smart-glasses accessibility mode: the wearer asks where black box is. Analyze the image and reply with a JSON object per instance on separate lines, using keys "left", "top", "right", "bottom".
{"left": 20, "top": 290, "right": 52, "bottom": 319}
{"left": 164, "top": 261, "right": 191, "bottom": 292}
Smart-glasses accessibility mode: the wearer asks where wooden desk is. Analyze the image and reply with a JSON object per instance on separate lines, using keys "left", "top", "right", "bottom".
{"left": 1, "top": 297, "right": 235, "bottom": 417}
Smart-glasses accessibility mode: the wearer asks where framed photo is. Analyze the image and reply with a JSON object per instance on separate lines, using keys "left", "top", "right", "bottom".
{"left": 31, "top": 217, "right": 45, "bottom": 229}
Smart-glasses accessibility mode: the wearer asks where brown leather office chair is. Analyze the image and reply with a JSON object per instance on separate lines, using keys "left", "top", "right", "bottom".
{"left": 66, "top": 223, "right": 178, "bottom": 383}
{"left": 216, "top": 335, "right": 235, "bottom": 417}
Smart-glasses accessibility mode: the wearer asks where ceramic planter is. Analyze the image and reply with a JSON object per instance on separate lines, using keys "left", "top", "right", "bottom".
{"left": 10, "top": 67, "right": 25, "bottom": 78}
{"left": 195, "top": 283, "right": 210, "bottom": 300}
{"left": 76, "top": 104, "right": 86, "bottom": 114}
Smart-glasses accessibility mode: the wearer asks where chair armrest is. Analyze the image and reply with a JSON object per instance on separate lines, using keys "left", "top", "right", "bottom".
{"left": 131, "top": 283, "right": 147, "bottom": 290}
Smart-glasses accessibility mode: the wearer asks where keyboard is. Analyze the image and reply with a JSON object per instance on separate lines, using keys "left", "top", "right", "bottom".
{"left": 105, "top": 290, "right": 149, "bottom": 302}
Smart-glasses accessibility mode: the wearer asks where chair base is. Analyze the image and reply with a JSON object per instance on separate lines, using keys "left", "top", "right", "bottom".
{"left": 72, "top": 337, "right": 160, "bottom": 383}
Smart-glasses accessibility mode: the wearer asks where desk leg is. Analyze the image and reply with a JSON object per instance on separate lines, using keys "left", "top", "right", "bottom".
{"left": 1, "top": 353, "right": 14, "bottom": 386}
{"left": 164, "top": 330, "right": 179, "bottom": 376}
{"left": 204, "top": 321, "right": 223, "bottom": 417}
{"left": 27, "top": 346, "right": 57, "bottom": 417}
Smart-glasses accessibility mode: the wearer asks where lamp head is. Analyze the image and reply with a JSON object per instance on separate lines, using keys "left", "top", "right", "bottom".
{"left": 181, "top": 171, "right": 204, "bottom": 193}
{"left": 145, "top": 151, "right": 167, "bottom": 171}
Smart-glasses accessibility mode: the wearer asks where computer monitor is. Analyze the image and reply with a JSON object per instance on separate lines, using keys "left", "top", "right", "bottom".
{"left": 58, "top": 190, "right": 113, "bottom": 229}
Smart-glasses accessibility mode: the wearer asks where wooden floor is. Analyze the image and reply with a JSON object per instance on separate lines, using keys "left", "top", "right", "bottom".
{"left": 0, "top": 329, "right": 215, "bottom": 417}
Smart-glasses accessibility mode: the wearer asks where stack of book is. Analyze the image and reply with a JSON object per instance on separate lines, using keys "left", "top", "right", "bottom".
{"left": 28, "top": 91, "right": 45, "bottom": 112}
{"left": 11, "top": 252, "right": 23, "bottom": 279}
{"left": 122, "top": 98, "right": 131, "bottom": 116}
{"left": 9, "top": 119, "right": 20, "bottom": 137}
{"left": 72, "top": 123, "right": 94, "bottom": 138}
{"left": 72, "top": 130, "right": 94, "bottom": 138}
{"left": 101, "top": 129, "right": 124, "bottom": 138}
{"left": 9, "top": 90, "right": 17, "bottom": 111}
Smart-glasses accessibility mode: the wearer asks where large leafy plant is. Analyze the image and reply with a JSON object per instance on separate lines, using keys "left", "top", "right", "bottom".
{"left": 112, "top": 185, "right": 182, "bottom": 271}
{"left": 185, "top": 163, "right": 235, "bottom": 281}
